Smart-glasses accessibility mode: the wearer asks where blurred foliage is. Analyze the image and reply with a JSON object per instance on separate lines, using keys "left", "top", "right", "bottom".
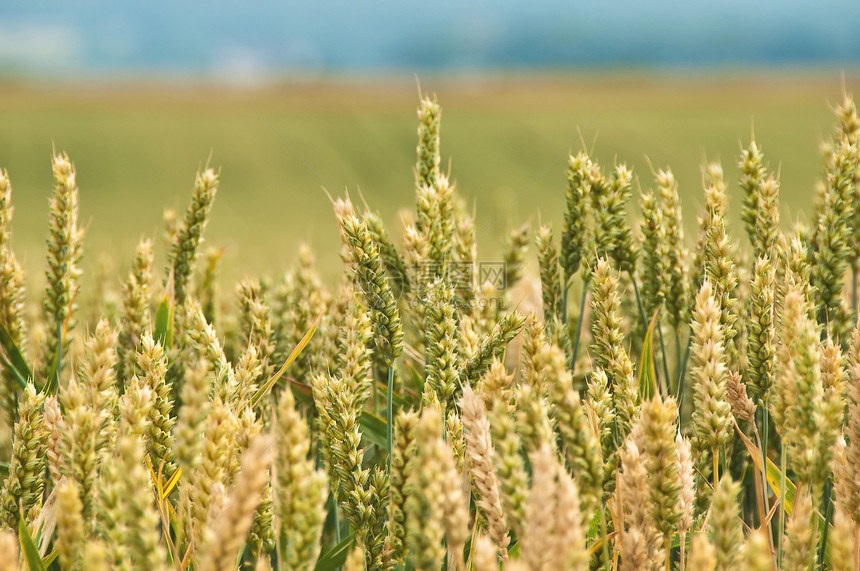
{"left": 0, "top": 74, "right": 852, "bottom": 288}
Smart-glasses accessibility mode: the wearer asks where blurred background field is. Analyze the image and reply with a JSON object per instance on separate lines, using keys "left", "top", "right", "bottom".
{"left": 0, "top": 73, "right": 856, "bottom": 289}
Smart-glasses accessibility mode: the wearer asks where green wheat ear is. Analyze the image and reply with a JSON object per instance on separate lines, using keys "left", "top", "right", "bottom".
{"left": 274, "top": 388, "right": 327, "bottom": 570}
{"left": 813, "top": 139, "right": 857, "bottom": 339}
{"left": 117, "top": 238, "right": 154, "bottom": 386}
{"left": 502, "top": 222, "right": 530, "bottom": 292}
{"left": 655, "top": 168, "right": 689, "bottom": 331}
{"left": 561, "top": 152, "right": 591, "bottom": 282}
{"left": 746, "top": 255, "right": 776, "bottom": 403}
{"left": 415, "top": 95, "right": 441, "bottom": 193}
{"left": 387, "top": 409, "right": 419, "bottom": 565}
{"left": 416, "top": 174, "right": 456, "bottom": 273}
{"left": 590, "top": 161, "right": 637, "bottom": 274}
{"left": 590, "top": 257, "right": 638, "bottom": 440}
{"left": 337, "top": 212, "right": 403, "bottom": 365}
{"left": 237, "top": 278, "right": 275, "bottom": 384}
{"left": 637, "top": 396, "right": 681, "bottom": 551}
{"left": 709, "top": 476, "right": 743, "bottom": 569}
{"left": 423, "top": 279, "right": 460, "bottom": 410}
{"left": 41, "top": 152, "right": 84, "bottom": 381}
{"left": 0, "top": 384, "right": 48, "bottom": 527}
{"left": 405, "top": 409, "right": 447, "bottom": 569}
{"left": 0, "top": 169, "right": 28, "bottom": 421}
{"left": 739, "top": 139, "right": 767, "bottom": 252}
{"left": 541, "top": 342, "right": 601, "bottom": 520}
{"left": 167, "top": 166, "right": 219, "bottom": 307}
{"left": 535, "top": 225, "right": 564, "bottom": 342}
{"left": 639, "top": 188, "right": 665, "bottom": 319}
{"left": 54, "top": 479, "right": 85, "bottom": 570}
{"left": 689, "top": 280, "right": 732, "bottom": 504}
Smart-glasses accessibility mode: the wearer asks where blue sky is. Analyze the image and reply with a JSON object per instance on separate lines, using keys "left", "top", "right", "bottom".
{"left": 1, "top": 1, "right": 858, "bottom": 78}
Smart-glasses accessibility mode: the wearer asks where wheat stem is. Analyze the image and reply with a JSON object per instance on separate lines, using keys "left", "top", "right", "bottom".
{"left": 818, "top": 482, "right": 834, "bottom": 566}
{"left": 657, "top": 322, "right": 670, "bottom": 397}
{"left": 631, "top": 275, "right": 649, "bottom": 333}
{"left": 562, "top": 285, "right": 569, "bottom": 325}
{"left": 853, "top": 267, "right": 858, "bottom": 315}
{"left": 712, "top": 447, "right": 719, "bottom": 486}
{"left": 570, "top": 278, "right": 589, "bottom": 372}
{"left": 386, "top": 365, "right": 394, "bottom": 472}
{"left": 778, "top": 442, "right": 787, "bottom": 567}
{"left": 675, "top": 333, "right": 692, "bottom": 423}
{"left": 598, "top": 505, "right": 611, "bottom": 570}
{"left": 748, "top": 415, "right": 775, "bottom": 562}
{"left": 756, "top": 407, "right": 774, "bottom": 561}
{"left": 679, "top": 531, "right": 687, "bottom": 571}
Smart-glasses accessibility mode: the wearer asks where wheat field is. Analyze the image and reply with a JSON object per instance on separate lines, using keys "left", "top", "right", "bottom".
{"left": 0, "top": 77, "right": 857, "bottom": 570}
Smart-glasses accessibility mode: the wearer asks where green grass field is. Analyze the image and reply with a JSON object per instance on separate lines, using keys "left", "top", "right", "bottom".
{"left": 0, "top": 73, "right": 855, "bottom": 289}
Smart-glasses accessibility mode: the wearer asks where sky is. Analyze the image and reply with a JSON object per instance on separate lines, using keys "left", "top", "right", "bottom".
{"left": 0, "top": 1, "right": 858, "bottom": 80}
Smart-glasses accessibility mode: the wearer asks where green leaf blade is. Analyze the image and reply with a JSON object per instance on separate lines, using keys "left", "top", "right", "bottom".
{"left": 0, "top": 322, "right": 32, "bottom": 389}
{"left": 313, "top": 532, "right": 356, "bottom": 571}
{"left": 360, "top": 411, "right": 387, "bottom": 448}
{"left": 18, "top": 517, "right": 46, "bottom": 571}
{"left": 249, "top": 313, "right": 320, "bottom": 409}
{"left": 154, "top": 270, "right": 175, "bottom": 350}
{"left": 636, "top": 309, "right": 659, "bottom": 402}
